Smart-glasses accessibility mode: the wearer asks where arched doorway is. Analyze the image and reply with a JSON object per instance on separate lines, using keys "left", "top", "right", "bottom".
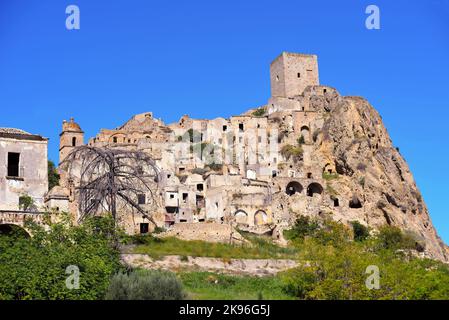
{"left": 234, "top": 210, "right": 248, "bottom": 224}
{"left": 307, "top": 183, "right": 323, "bottom": 197}
{"left": 300, "top": 126, "right": 310, "bottom": 143}
{"left": 286, "top": 181, "right": 303, "bottom": 196}
{"left": 254, "top": 210, "right": 268, "bottom": 226}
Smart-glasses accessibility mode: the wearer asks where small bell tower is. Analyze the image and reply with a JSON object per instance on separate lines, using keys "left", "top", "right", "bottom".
{"left": 59, "top": 117, "right": 84, "bottom": 164}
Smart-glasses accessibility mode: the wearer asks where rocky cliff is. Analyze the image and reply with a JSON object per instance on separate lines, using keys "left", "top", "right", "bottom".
{"left": 269, "top": 87, "right": 448, "bottom": 262}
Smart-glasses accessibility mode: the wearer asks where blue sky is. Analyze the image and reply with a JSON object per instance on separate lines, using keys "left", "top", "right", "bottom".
{"left": 0, "top": 0, "right": 448, "bottom": 242}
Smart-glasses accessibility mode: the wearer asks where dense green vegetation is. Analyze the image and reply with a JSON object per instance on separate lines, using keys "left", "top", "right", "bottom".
{"left": 106, "top": 270, "right": 185, "bottom": 300}
{"left": 280, "top": 144, "right": 303, "bottom": 162}
{"left": 0, "top": 215, "right": 120, "bottom": 300}
{"left": 281, "top": 217, "right": 449, "bottom": 299}
{"left": 1, "top": 212, "right": 449, "bottom": 300}
{"left": 252, "top": 107, "right": 267, "bottom": 117}
{"left": 131, "top": 234, "right": 298, "bottom": 260}
{"left": 47, "top": 160, "right": 60, "bottom": 190}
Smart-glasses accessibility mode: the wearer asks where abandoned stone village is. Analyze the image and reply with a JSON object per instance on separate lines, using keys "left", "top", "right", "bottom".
{"left": 1, "top": 52, "right": 448, "bottom": 262}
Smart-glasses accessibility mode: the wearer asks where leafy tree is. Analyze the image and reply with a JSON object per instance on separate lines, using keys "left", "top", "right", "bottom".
{"left": 0, "top": 214, "right": 120, "bottom": 300}
{"left": 48, "top": 160, "right": 60, "bottom": 190}
{"left": 18, "top": 194, "right": 35, "bottom": 211}
{"left": 283, "top": 216, "right": 319, "bottom": 241}
{"left": 280, "top": 218, "right": 449, "bottom": 300}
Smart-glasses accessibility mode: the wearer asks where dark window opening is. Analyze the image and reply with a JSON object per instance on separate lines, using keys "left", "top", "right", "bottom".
{"left": 239, "top": 123, "right": 244, "bottom": 132}
{"left": 307, "top": 183, "right": 323, "bottom": 197}
{"left": 140, "top": 223, "right": 149, "bottom": 234}
{"left": 182, "top": 193, "right": 188, "bottom": 201}
{"left": 196, "top": 195, "right": 205, "bottom": 208}
{"left": 349, "top": 196, "right": 363, "bottom": 209}
{"left": 272, "top": 170, "right": 277, "bottom": 178}
{"left": 297, "top": 73, "right": 301, "bottom": 78}
{"left": 166, "top": 206, "right": 178, "bottom": 214}
{"left": 180, "top": 219, "right": 187, "bottom": 223}
{"left": 179, "top": 167, "right": 185, "bottom": 173}
{"left": 323, "top": 89, "right": 327, "bottom": 94}
{"left": 333, "top": 198, "right": 340, "bottom": 207}
{"left": 137, "top": 194, "right": 146, "bottom": 205}
{"left": 169, "top": 194, "right": 175, "bottom": 199}
{"left": 199, "top": 219, "right": 205, "bottom": 222}
{"left": 72, "top": 137, "right": 77, "bottom": 147}
{"left": 137, "top": 166, "right": 144, "bottom": 175}
{"left": 307, "top": 172, "right": 312, "bottom": 179}
{"left": 167, "top": 174, "right": 171, "bottom": 179}
{"left": 223, "top": 125, "right": 227, "bottom": 131}
{"left": 197, "top": 184, "right": 204, "bottom": 192}
{"left": 286, "top": 181, "right": 303, "bottom": 196}
{"left": 7, "top": 152, "right": 20, "bottom": 177}
{"left": 113, "top": 137, "right": 117, "bottom": 143}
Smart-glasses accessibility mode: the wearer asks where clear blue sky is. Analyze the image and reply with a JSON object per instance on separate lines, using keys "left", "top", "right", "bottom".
{"left": 0, "top": 0, "right": 448, "bottom": 242}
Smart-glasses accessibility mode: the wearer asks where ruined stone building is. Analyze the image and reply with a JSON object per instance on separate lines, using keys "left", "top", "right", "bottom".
{"left": 52, "top": 52, "right": 448, "bottom": 262}
{"left": 0, "top": 128, "right": 48, "bottom": 211}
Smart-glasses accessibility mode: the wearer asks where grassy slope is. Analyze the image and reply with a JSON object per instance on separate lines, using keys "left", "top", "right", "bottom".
{"left": 129, "top": 234, "right": 297, "bottom": 299}
{"left": 132, "top": 234, "right": 298, "bottom": 260}
{"left": 179, "top": 272, "right": 293, "bottom": 300}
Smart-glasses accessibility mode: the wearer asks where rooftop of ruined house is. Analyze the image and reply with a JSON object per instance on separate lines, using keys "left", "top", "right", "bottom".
{"left": 0, "top": 127, "right": 47, "bottom": 141}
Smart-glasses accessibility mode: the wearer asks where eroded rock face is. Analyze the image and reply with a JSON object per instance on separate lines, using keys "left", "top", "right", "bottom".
{"left": 271, "top": 90, "right": 448, "bottom": 262}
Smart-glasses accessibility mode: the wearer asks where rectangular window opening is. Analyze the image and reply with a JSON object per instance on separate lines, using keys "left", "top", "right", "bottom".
{"left": 140, "top": 223, "right": 149, "bottom": 234}
{"left": 7, "top": 152, "right": 20, "bottom": 177}
{"left": 137, "top": 194, "right": 146, "bottom": 205}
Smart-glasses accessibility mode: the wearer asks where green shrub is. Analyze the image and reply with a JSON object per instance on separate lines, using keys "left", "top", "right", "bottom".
{"left": 252, "top": 107, "right": 267, "bottom": 117}
{"left": 284, "top": 216, "right": 319, "bottom": 241}
{"left": 377, "top": 225, "right": 414, "bottom": 250}
{"left": 18, "top": 194, "right": 34, "bottom": 211}
{"left": 297, "top": 135, "right": 305, "bottom": 145}
{"left": 0, "top": 215, "right": 120, "bottom": 300}
{"left": 351, "top": 221, "right": 370, "bottom": 242}
{"left": 322, "top": 171, "right": 339, "bottom": 180}
{"left": 48, "top": 160, "right": 60, "bottom": 190}
{"left": 105, "top": 270, "right": 185, "bottom": 300}
{"left": 280, "top": 144, "right": 303, "bottom": 162}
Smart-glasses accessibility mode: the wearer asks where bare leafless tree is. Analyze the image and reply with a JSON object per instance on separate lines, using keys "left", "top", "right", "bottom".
{"left": 61, "top": 146, "right": 161, "bottom": 227}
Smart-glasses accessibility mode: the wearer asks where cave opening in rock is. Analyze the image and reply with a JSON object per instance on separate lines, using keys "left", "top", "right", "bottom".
{"left": 286, "top": 181, "right": 303, "bottom": 196}
{"left": 307, "top": 183, "right": 323, "bottom": 197}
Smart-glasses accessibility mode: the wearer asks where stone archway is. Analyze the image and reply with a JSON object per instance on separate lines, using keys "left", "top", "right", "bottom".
{"left": 300, "top": 126, "right": 310, "bottom": 143}
{"left": 286, "top": 181, "right": 303, "bottom": 196}
{"left": 0, "top": 224, "right": 31, "bottom": 238}
{"left": 254, "top": 210, "right": 268, "bottom": 226}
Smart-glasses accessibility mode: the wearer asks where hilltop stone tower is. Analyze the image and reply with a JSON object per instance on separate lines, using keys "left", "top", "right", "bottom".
{"left": 270, "top": 52, "right": 319, "bottom": 98}
{"left": 59, "top": 118, "right": 84, "bottom": 164}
